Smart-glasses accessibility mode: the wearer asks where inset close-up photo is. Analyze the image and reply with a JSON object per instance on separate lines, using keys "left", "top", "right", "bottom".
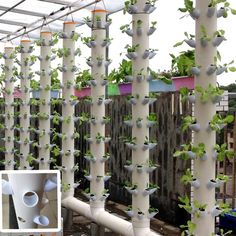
{"left": 1, "top": 170, "right": 61, "bottom": 233}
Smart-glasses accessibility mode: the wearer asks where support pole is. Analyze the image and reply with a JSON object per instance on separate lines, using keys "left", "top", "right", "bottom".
{"left": 39, "top": 31, "right": 52, "bottom": 169}
{"left": 89, "top": 10, "right": 107, "bottom": 210}
{"left": 4, "top": 46, "right": 15, "bottom": 170}
{"left": 131, "top": 1, "right": 150, "bottom": 234}
{"left": 20, "top": 39, "right": 31, "bottom": 169}
{"left": 61, "top": 22, "right": 76, "bottom": 198}
{"left": 193, "top": 1, "right": 217, "bottom": 234}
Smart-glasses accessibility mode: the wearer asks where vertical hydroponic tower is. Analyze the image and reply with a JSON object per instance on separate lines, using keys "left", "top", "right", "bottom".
{"left": 131, "top": 0, "right": 152, "bottom": 234}
{"left": 39, "top": 31, "right": 52, "bottom": 170}
{"left": 61, "top": 22, "right": 76, "bottom": 198}
{"left": 20, "top": 40, "right": 31, "bottom": 169}
{"left": 193, "top": 0, "right": 216, "bottom": 234}
{"left": 89, "top": 9, "right": 108, "bottom": 209}
{"left": 4, "top": 46, "right": 15, "bottom": 170}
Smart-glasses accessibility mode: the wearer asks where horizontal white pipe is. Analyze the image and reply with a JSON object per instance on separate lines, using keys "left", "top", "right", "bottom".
{"left": 62, "top": 197, "right": 161, "bottom": 236}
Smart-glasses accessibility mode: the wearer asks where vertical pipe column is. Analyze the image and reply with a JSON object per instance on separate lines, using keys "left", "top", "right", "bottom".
{"left": 39, "top": 31, "right": 52, "bottom": 169}
{"left": 62, "top": 22, "right": 76, "bottom": 198}
{"left": 90, "top": 10, "right": 107, "bottom": 210}
{"left": 20, "top": 40, "right": 31, "bottom": 169}
{"left": 193, "top": 1, "right": 217, "bottom": 234}
{"left": 4, "top": 46, "right": 15, "bottom": 170}
{"left": 131, "top": 1, "right": 150, "bottom": 233}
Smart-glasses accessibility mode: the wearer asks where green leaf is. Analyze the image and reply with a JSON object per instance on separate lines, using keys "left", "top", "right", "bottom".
{"left": 231, "top": 8, "right": 236, "bottom": 15}
{"left": 173, "top": 41, "right": 184, "bottom": 47}
{"left": 217, "top": 50, "right": 222, "bottom": 62}
{"left": 178, "top": 8, "right": 187, "bottom": 12}
{"left": 229, "top": 67, "right": 236, "bottom": 72}
{"left": 224, "top": 2, "right": 230, "bottom": 7}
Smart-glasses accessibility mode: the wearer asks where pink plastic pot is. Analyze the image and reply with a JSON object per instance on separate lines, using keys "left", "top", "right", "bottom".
{"left": 172, "top": 76, "right": 194, "bottom": 90}
{"left": 74, "top": 87, "right": 91, "bottom": 98}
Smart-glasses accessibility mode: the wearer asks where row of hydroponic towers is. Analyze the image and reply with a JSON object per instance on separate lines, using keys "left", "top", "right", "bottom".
{"left": 0, "top": 0, "right": 227, "bottom": 235}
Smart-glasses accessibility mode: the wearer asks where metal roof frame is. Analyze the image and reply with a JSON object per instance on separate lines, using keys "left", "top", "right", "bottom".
{"left": 0, "top": 0, "right": 123, "bottom": 42}
{"left": 0, "top": 0, "right": 93, "bottom": 42}
{"left": 1, "top": 0, "right": 101, "bottom": 42}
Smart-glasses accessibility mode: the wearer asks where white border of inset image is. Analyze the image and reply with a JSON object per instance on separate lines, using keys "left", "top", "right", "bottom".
{"left": 0, "top": 170, "right": 61, "bottom": 233}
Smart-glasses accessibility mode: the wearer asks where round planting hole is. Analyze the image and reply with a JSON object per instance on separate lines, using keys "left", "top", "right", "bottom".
{"left": 22, "top": 191, "right": 39, "bottom": 207}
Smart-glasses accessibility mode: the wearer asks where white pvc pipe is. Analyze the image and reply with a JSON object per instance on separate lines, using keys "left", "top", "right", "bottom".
{"left": 132, "top": 0, "right": 150, "bottom": 231}
{"left": 61, "top": 22, "right": 76, "bottom": 198}
{"left": 62, "top": 196, "right": 161, "bottom": 236}
{"left": 8, "top": 173, "right": 46, "bottom": 228}
{"left": 89, "top": 9, "right": 106, "bottom": 210}
{"left": 193, "top": 1, "right": 217, "bottom": 235}
{"left": 20, "top": 39, "right": 31, "bottom": 170}
{"left": 4, "top": 47, "right": 15, "bottom": 170}
{"left": 39, "top": 31, "right": 52, "bottom": 170}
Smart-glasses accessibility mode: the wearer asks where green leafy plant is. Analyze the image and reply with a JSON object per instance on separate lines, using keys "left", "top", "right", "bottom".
{"left": 26, "top": 153, "right": 36, "bottom": 165}
{"left": 211, "top": 229, "right": 232, "bottom": 236}
{"left": 173, "top": 144, "right": 191, "bottom": 160}
{"left": 144, "top": 136, "right": 157, "bottom": 145}
{"left": 201, "top": 24, "right": 211, "bottom": 40}
{"left": 182, "top": 115, "right": 197, "bottom": 131}
{"left": 178, "top": 195, "right": 193, "bottom": 213}
{"left": 54, "top": 47, "right": 71, "bottom": 58}
{"left": 217, "top": 202, "right": 231, "bottom": 216}
{"left": 178, "top": 0, "right": 194, "bottom": 13}
{"left": 214, "top": 29, "right": 225, "bottom": 38}
{"left": 220, "top": 1, "right": 236, "bottom": 17}
{"left": 147, "top": 113, "right": 157, "bottom": 122}
{"left": 75, "top": 70, "right": 92, "bottom": 88}
{"left": 61, "top": 183, "right": 71, "bottom": 192}
{"left": 95, "top": 15, "right": 101, "bottom": 21}
{"left": 191, "top": 143, "right": 206, "bottom": 159}
{"left": 213, "top": 143, "right": 234, "bottom": 161}
{"left": 122, "top": 136, "right": 137, "bottom": 145}
{"left": 209, "top": 114, "right": 234, "bottom": 132}
{"left": 125, "top": 44, "right": 139, "bottom": 53}
{"left": 179, "top": 87, "right": 195, "bottom": 102}
{"left": 82, "top": 36, "right": 96, "bottom": 44}
{"left": 30, "top": 79, "right": 40, "bottom": 91}
{"left": 96, "top": 132, "right": 105, "bottom": 142}
{"left": 173, "top": 32, "right": 195, "bottom": 47}
{"left": 181, "top": 168, "right": 196, "bottom": 185}
{"left": 170, "top": 50, "right": 195, "bottom": 77}
{"left": 120, "top": 22, "right": 132, "bottom": 33}
{"left": 108, "top": 59, "right": 132, "bottom": 84}
{"left": 216, "top": 173, "right": 229, "bottom": 182}
{"left": 52, "top": 111, "right": 61, "bottom": 125}
{"left": 51, "top": 68, "right": 61, "bottom": 90}
{"left": 124, "top": 0, "right": 137, "bottom": 14}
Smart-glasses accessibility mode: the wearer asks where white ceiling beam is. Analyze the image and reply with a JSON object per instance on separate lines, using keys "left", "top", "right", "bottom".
{"left": 0, "top": 6, "right": 46, "bottom": 18}
{"left": 0, "top": 19, "right": 27, "bottom": 27}
{"left": 0, "top": 30, "right": 39, "bottom": 39}
{"left": 0, "top": 5, "right": 83, "bottom": 23}
{"left": 38, "top": 0, "right": 82, "bottom": 7}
